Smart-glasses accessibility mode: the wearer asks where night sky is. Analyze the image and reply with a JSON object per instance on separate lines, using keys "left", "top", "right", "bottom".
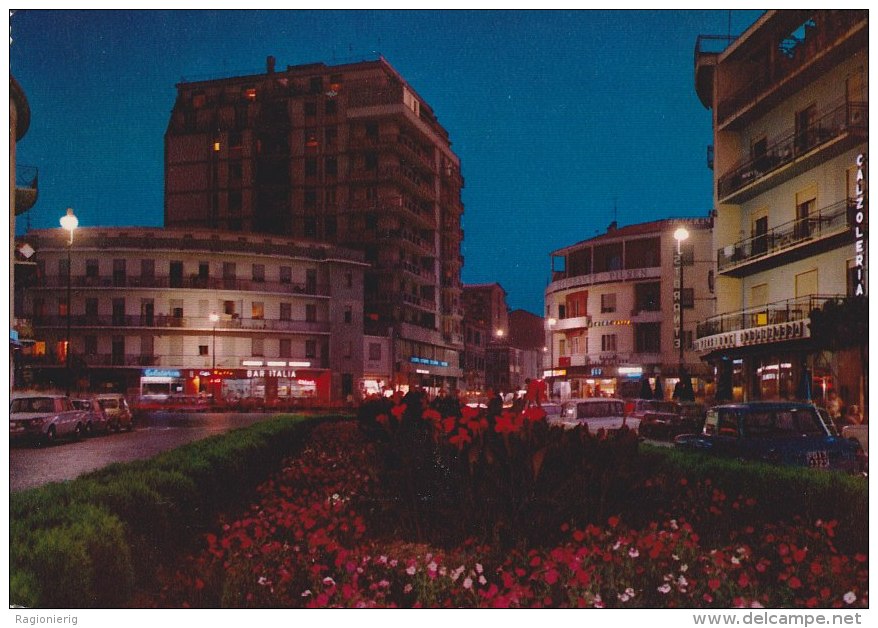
{"left": 9, "top": 9, "right": 765, "bottom": 316}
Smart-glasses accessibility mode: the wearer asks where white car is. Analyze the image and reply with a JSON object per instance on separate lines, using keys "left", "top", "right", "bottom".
{"left": 842, "top": 424, "right": 868, "bottom": 458}
{"left": 10, "top": 394, "right": 86, "bottom": 445}
{"left": 549, "top": 398, "right": 639, "bottom": 434}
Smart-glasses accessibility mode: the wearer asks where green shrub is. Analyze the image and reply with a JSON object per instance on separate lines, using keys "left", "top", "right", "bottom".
{"left": 10, "top": 413, "right": 343, "bottom": 607}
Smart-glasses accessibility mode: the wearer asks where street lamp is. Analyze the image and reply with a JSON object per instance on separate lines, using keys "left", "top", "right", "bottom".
{"left": 60, "top": 208, "right": 78, "bottom": 396}
{"left": 673, "top": 226, "right": 690, "bottom": 380}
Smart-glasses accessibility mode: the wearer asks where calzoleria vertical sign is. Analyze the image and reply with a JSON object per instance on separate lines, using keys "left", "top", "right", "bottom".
{"left": 853, "top": 153, "right": 867, "bottom": 296}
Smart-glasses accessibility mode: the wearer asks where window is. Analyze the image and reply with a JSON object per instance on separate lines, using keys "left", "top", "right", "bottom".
{"left": 325, "top": 99, "right": 337, "bottom": 115}
{"left": 304, "top": 188, "right": 317, "bottom": 208}
{"left": 86, "top": 259, "right": 99, "bottom": 279}
{"left": 309, "top": 77, "right": 322, "bottom": 94}
{"left": 243, "top": 86, "right": 257, "bottom": 102}
{"left": 304, "top": 217, "right": 317, "bottom": 238}
{"left": 252, "top": 302, "right": 264, "bottom": 320}
{"left": 113, "top": 259, "right": 127, "bottom": 286}
{"left": 600, "top": 293, "right": 616, "bottom": 313}
{"left": 252, "top": 264, "right": 265, "bottom": 283}
{"left": 795, "top": 269, "right": 818, "bottom": 299}
{"left": 229, "top": 162, "right": 242, "bottom": 182}
{"left": 345, "top": 272, "right": 353, "bottom": 288}
{"left": 325, "top": 156, "right": 337, "bottom": 176}
{"left": 58, "top": 297, "right": 68, "bottom": 317}
{"left": 85, "top": 298, "right": 98, "bottom": 319}
{"left": 601, "top": 334, "right": 617, "bottom": 352}
{"left": 369, "top": 343, "right": 382, "bottom": 361}
{"left": 795, "top": 188, "right": 817, "bottom": 239}
{"left": 252, "top": 338, "right": 264, "bottom": 357}
{"left": 344, "top": 306, "right": 353, "bottom": 324}
{"left": 84, "top": 336, "right": 97, "bottom": 356}
{"left": 634, "top": 282, "right": 660, "bottom": 312}
{"left": 365, "top": 122, "right": 378, "bottom": 139}
{"left": 325, "top": 127, "right": 337, "bottom": 146}
{"left": 305, "top": 339, "right": 317, "bottom": 358}
{"left": 199, "top": 344, "right": 209, "bottom": 357}
{"left": 223, "top": 262, "right": 236, "bottom": 280}
{"left": 304, "top": 101, "right": 317, "bottom": 117}
{"left": 365, "top": 152, "right": 378, "bottom": 170}
{"left": 344, "top": 341, "right": 352, "bottom": 359}
{"left": 681, "top": 288, "right": 694, "bottom": 309}
{"left": 279, "top": 339, "right": 292, "bottom": 358}
{"left": 305, "top": 157, "right": 318, "bottom": 177}
{"left": 59, "top": 257, "right": 69, "bottom": 279}
{"left": 112, "top": 298, "right": 126, "bottom": 325}
{"left": 635, "top": 323, "right": 661, "bottom": 354}
{"left": 198, "top": 262, "right": 209, "bottom": 280}
{"left": 306, "top": 304, "right": 317, "bottom": 322}
{"left": 141, "top": 259, "right": 155, "bottom": 280}
{"left": 280, "top": 266, "right": 292, "bottom": 284}
{"left": 280, "top": 303, "right": 292, "bottom": 321}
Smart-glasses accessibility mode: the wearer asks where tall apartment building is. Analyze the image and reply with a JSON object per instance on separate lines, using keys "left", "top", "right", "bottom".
{"left": 693, "top": 10, "right": 867, "bottom": 406}
{"left": 13, "top": 227, "right": 367, "bottom": 404}
{"left": 546, "top": 219, "right": 714, "bottom": 400}
{"left": 164, "top": 56, "right": 465, "bottom": 391}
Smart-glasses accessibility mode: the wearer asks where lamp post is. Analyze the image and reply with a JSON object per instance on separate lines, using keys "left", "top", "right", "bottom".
{"left": 60, "top": 208, "right": 78, "bottom": 396}
{"left": 673, "top": 227, "right": 690, "bottom": 381}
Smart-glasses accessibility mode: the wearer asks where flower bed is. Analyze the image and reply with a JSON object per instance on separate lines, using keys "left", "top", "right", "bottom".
{"left": 143, "top": 402, "right": 868, "bottom": 609}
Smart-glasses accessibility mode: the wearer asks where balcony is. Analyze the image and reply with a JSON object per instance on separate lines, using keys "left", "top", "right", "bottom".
{"left": 552, "top": 315, "right": 592, "bottom": 332}
{"left": 714, "top": 10, "right": 867, "bottom": 127}
{"left": 32, "top": 315, "right": 331, "bottom": 334}
{"left": 15, "top": 165, "right": 38, "bottom": 214}
{"left": 717, "top": 198, "right": 851, "bottom": 276}
{"left": 346, "top": 195, "right": 436, "bottom": 228}
{"left": 694, "top": 294, "right": 839, "bottom": 353}
{"left": 36, "top": 274, "right": 331, "bottom": 297}
{"left": 717, "top": 101, "right": 866, "bottom": 203}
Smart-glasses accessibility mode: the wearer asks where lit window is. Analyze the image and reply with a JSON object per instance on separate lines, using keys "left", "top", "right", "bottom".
{"left": 213, "top": 141, "right": 221, "bottom": 152}
{"left": 244, "top": 87, "right": 257, "bottom": 102}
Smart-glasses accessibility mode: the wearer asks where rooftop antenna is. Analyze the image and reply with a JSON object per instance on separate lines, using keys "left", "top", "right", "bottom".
{"left": 728, "top": 9, "right": 732, "bottom": 39}
{"left": 613, "top": 196, "right": 618, "bottom": 225}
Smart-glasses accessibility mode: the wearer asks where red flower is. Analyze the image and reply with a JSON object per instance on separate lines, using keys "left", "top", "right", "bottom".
{"left": 737, "top": 573, "right": 750, "bottom": 588}
{"left": 376, "top": 413, "right": 389, "bottom": 426}
{"left": 494, "top": 412, "right": 521, "bottom": 434}
{"left": 608, "top": 516, "right": 620, "bottom": 529}
{"left": 422, "top": 408, "right": 442, "bottom": 423}
{"left": 442, "top": 417, "right": 458, "bottom": 434}
{"left": 461, "top": 405, "right": 480, "bottom": 421}
{"left": 449, "top": 427, "right": 472, "bottom": 449}
{"left": 391, "top": 403, "right": 407, "bottom": 419}
{"left": 788, "top": 576, "right": 803, "bottom": 590}
{"left": 792, "top": 547, "right": 807, "bottom": 563}
{"left": 708, "top": 578, "right": 722, "bottom": 591}
{"left": 523, "top": 406, "right": 547, "bottom": 422}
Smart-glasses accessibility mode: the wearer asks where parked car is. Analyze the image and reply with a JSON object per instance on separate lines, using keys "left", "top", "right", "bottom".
{"left": 628, "top": 399, "right": 681, "bottom": 439}
{"left": 549, "top": 398, "right": 638, "bottom": 434}
{"left": 95, "top": 393, "right": 134, "bottom": 431}
{"left": 841, "top": 424, "right": 868, "bottom": 471}
{"left": 674, "top": 401, "right": 865, "bottom": 473}
{"left": 71, "top": 397, "right": 111, "bottom": 435}
{"left": 10, "top": 394, "right": 86, "bottom": 445}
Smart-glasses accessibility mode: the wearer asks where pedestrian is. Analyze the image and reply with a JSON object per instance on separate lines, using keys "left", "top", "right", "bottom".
{"left": 486, "top": 387, "right": 503, "bottom": 418}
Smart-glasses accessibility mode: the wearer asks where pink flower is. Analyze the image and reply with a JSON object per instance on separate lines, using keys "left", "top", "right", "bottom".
{"left": 406, "top": 565, "right": 417, "bottom": 576}
{"left": 844, "top": 591, "right": 857, "bottom": 605}
{"left": 463, "top": 577, "right": 473, "bottom": 589}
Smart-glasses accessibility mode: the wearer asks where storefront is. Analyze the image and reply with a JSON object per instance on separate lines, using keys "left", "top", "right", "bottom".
{"left": 176, "top": 367, "right": 331, "bottom": 406}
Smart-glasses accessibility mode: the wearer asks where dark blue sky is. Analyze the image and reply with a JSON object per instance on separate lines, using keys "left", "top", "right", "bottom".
{"left": 10, "top": 9, "right": 764, "bottom": 315}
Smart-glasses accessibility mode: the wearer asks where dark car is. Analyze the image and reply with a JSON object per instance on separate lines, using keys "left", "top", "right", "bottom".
{"left": 674, "top": 401, "right": 865, "bottom": 473}
{"left": 629, "top": 399, "right": 681, "bottom": 439}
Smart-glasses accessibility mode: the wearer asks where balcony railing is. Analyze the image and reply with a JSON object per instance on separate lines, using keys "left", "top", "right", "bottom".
{"left": 32, "top": 315, "right": 331, "bottom": 334}
{"left": 717, "top": 101, "right": 866, "bottom": 200}
{"left": 717, "top": 198, "right": 851, "bottom": 272}
{"left": 696, "top": 294, "right": 836, "bottom": 339}
{"left": 36, "top": 275, "right": 330, "bottom": 296}
{"left": 716, "top": 10, "right": 867, "bottom": 124}
{"left": 15, "top": 164, "right": 39, "bottom": 213}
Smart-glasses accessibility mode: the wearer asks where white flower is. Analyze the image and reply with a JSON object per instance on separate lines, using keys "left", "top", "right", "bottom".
{"left": 680, "top": 564, "right": 689, "bottom": 572}
{"left": 670, "top": 519, "right": 679, "bottom": 530}
{"left": 731, "top": 556, "right": 741, "bottom": 565}
{"left": 389, "top": 559, "right": 398, "bottom": 567}
{"left": 404, "top": 583, "right": 413, "bottom": 593}
{"left": 322, "top": 576, "right": 336, "bottom": 587}
{"left": 378, "top": 580, "right": 390, "bottom": 588}
{"left": 378, "top": 555, "right": 388, "bottom": 564}
{"left": 439, "top": 567, "right": 447, "bottom": 577}
{"left": 618, "top": 593, "right": 630, "bottom": 603}
{"left": 750, "top": 601, "right": 764, "bottom": 608}
{"left": 678, "top": 575, "right": 689, "bottom": 588}
{"left": 427, "top": 560, "right": 438, "bottom": 572}
{"left": 844, "top": 591, "right": 857, "bottom": 605}
{"left": 475, "top": 563, "right": 484, "bottom": 574}
{"left": 593, "top": 594, "right": 605, "bottom": 608}
{"left": 628, "top": 548, "right": 640, "bottom": 558}
{"left": 613, "top": 541, "right": 622, "bottom": 550}
{"left": 625, "top": 587, "right": 635, "bottom": 597}
{"left": 451, "top": 566, "right": 465, "bottom": 582}
{"left": 658, "top": 583, "right": 672, "bottom": 594}
{"left": 672, "top": 554, "right": 680, "bottom": 561}
{"left": 258, "top": 576, "right": 271, "bottom": 587}
{"left": 463, "top": 577, "right": 473, "bottom": 590}
{"left": 478, "top": 575, "right": 487, "bottom": 585}
{"left": 301, "top": 589, "right": 312, "bottom": 597}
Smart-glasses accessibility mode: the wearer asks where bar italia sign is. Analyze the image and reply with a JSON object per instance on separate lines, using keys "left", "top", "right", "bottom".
{"left": 852, "top": 153, "right": 867, "bottom": 297}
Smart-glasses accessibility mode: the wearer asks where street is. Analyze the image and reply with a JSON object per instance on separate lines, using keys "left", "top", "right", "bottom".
{"left": 9, "top": 412, "right": 280, "bottom": 493}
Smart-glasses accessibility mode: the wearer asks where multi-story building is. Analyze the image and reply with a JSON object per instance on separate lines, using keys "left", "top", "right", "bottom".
{"left": 546, "top": 218, "right": 715, "bottom": 400}
{"left": 164, "top": 55, "right": 465, "bottom": 391}
{"left": 463, "top": 283, "right": 509, "bottom": 391}
{"left": 693, "top": 10, "right": 867, "bottom": 406}
{"left": 13, "top": 227, "right": 367, "bottom": 404}
{"left": 507, "top": 308, "right": 547, "bottom": 392}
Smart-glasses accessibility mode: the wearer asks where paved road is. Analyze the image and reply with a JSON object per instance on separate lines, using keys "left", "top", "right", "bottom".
{"left": 9, "top": 412, "right": 280, "bottom": 493}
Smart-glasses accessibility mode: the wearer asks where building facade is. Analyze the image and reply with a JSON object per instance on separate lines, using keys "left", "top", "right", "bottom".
{"left": 546, "top": 219, "right": 715, "bottom": 400}
{"left": 462, "top": 283, "right": 509, "bottom": 392}
{"left": 164, "top": 56, "right": 465, "bottom": 391}
{"left": 13, "top": 227, "right": 367, "bottom": 405}
{"left": 693, "top": 10, "right": 868, "bottom": 407}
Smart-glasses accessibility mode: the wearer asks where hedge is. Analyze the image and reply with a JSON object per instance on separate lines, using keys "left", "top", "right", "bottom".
{"left": 9, "top": 413, "right": 348, "bottom": 608}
